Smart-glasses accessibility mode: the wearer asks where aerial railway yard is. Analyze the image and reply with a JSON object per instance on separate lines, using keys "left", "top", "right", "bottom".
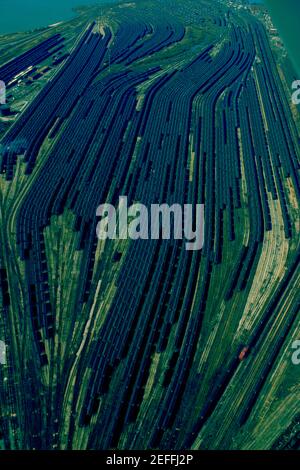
{"left": 0, "top": 0, "right": 299, "bottom": 451}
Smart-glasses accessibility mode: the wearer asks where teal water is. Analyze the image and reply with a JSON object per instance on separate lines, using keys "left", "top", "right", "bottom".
{"left": 264, "top": 0, "right": 300, "bottom": 75}
{"left": 0, "top": 0, "right": 119, "bottom": 34}
{"left": 246, "top": 1, "right": 300, "bottom": 75}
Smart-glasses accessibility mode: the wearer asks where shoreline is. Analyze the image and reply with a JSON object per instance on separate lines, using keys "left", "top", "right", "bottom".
{"left": 49, "top": 22, "right": 64, "bottom": 28}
